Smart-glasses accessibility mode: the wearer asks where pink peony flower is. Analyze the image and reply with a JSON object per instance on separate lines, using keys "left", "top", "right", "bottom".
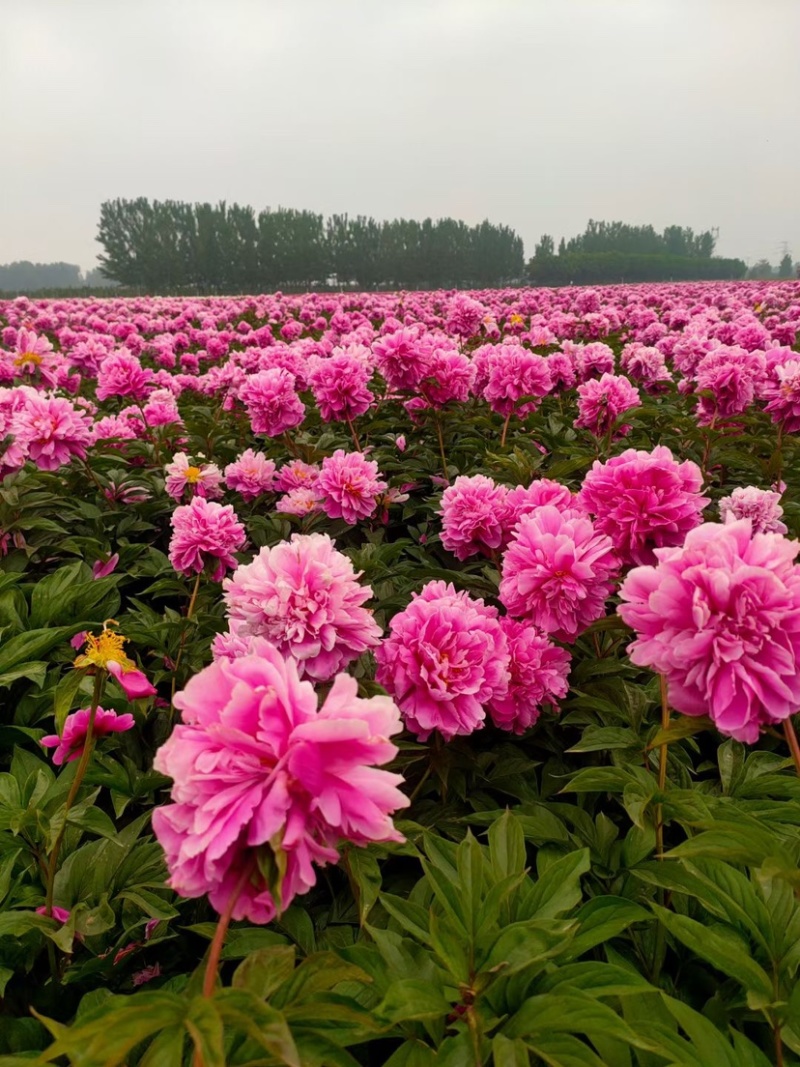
{"left": 275, "top": 460, "right": 320, "bottom": 492}
{"left": 14, "top": 393, "right": 93, "bottom": 471}
{"left": 763, "top": 359, "right": 800, "bottom": 432}
{"left": 36, "top": 905, "right": 71, "bottom": 924}
{"left": 618, "top": 520, "right": 800, "bottom": 743}
{"left": 152, "top": 640, "right": 408, "bottom": 922}
{"left": 503, "top": 479, "right": 575, "bottom": 535}
{"left": 164, "top": 453, "right": 224, "bottom": 501}
{"left": 574, "top": 374, "right": 640, "bottom": 439}
{"left": 41, "top": 707, "right": 135, "bottom": 765}
{"left": 223, "top": 533, "right": 381, "bottom": 680}
{"left": 438, "top": 474, "right": 510, "bottom": 560}
{"left": 316, "top": 450, "right": 387, "bottom": 525}
{"left": 276, "top": 487, "right": 323, "bottom": 516}
{"left": 169, "top": 497, "right": 246, "bottom": 581}
{"left": 92, "top": 553, "right": 119, "bottom": 580}
{"left": 372, "top": 326, "right": 434, "bottom": 392}
{"left": 500, "top": 506, "right": 619, "bottom": 642}
{"left": 141, "top": 389, "right": 182, "bottom": 428}
{"left": 309, "top": 353, "right": 374, "bottom": 423}
{"left": 694, "top": 345, "right": 765, "bottom": 425}
{"left": 106, "top": 661, "right": 158, "bottom": 700}
{"left": 224, "top": 449, "right": 276, "bottom": 501}
{"left": 96, "top": 351, "right": 153, "bottom": 401}
{"left": 487, "top": 619, "right": 571, "bottom": 734}
{"left": 482, "top": 346, "right": 552, "bottom": 417}
{"left": 375, "top": 580, "right": 509, "bottom": 741}
{"left": 445, "top": 295, "right": 486, "bottom": 339}
{"left": 719, "top": 486, "right": 787, "bottom": 535}
{"left": 419, "top": 348, "right": 476, "bottom": 408}
{"left": 240, "top": 368, "right": 305, "bottom": 437}
{"left": 578, "top": 446, "right": 709, "bottom": 566}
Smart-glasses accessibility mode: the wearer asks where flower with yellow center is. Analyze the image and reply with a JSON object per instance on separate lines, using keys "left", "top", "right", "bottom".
{"left": 185, "top": 466, "right": 203, "bottom": 483}
{"left": 13, "top": 352, "right": 43, "bottom": 369}
{"left": 74, "top": 625, "right": 136, "bottom": 673}
{"left": 509, "top": 314, "right": 524, "bottom": 326}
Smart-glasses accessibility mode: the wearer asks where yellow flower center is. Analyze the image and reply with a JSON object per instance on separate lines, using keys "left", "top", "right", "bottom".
{"left": 185, "top": 466, "right": 203, "bottom": 483}
{"left": 74, "top": 628, "right": 135, "bottom": 672}
{"left": 509, "top": 314, "right": 524, "bottom": 325}
{"left": 14, "top": 351, "right": 42, "bottom": 368}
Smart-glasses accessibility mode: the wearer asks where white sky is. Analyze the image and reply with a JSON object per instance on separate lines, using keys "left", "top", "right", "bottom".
{"left": 2, "top": 0, "right": 799, "bottom": 271}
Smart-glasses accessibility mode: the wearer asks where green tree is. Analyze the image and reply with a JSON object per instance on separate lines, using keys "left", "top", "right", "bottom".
{"left": 778, "top": 252, "right": 794, "bottom": 278}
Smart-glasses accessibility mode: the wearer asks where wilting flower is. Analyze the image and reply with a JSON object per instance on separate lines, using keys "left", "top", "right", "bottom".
{"left": 618, "top": 520, "right": 800, "bottom": 743}
{"left": 169, "top": 497, "right": 246, "bottom": 581}
{"left": 500, "top": 506, "right": 619, "bottom": 642}
{"left": 438, "top": 474, "right": 510, "bottom": 560}
{"left": 316, "top": 450, "right": 387, "bottom": 525}
{"left": 41, "top": 707, "right": 135, "bottom": 765}
{"left": 309, "top": 353, "right": 374, "bottom": 422}
{"left": 152, "top": 640, "right": 408, "bottom": 922}
{"left": 240, "top": 368, "right": 305, "bottom": 436}
{"left": 375, "top": 580, "right": 509, "bottom": 741}
{"left": 487, "top": 619, "right": 571, "bottom": 734}
{"left": 574, "top": 374, "right": 640, "bottom": 439}
{"left": 223, "top": 533, "right": 381, "bottom": 679}
{"left": 719, "top": 486, "right": 787, "bottom": 534}
{"left": 132, "top": 964, "right": 162, "bottom": 986}
{"left": 74, "top": 626, "right": 157, "bottom": 700}
{"left": 224, "top": 449, "right": 276, "bottom": 501}
{"left": 164, "top": 453, "right": 224, "bottom": 501}
{"left": 578, "top": 446, "right": 709, "bottom": 566}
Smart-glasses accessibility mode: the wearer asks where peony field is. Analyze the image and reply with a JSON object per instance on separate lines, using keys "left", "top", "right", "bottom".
{"left": 2, "top": 280, "right": 800, "bottom": 1066}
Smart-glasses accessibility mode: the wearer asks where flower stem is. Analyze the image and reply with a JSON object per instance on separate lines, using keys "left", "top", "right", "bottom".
{"left": 656, "top": 674, "right": 670, "bottom": 858}
{"left": 500, "top": 413, "right": 512, "bottom": 449}
{"left": 783, "top": 715, "right": 800, "bottom": 777}
{"left": 345, "top": 414, "right": 362, "bottom": 452}
{"left": 170, "top": 571, "right": 202, "bottom": 711}
{"left": 434, "top": 413, "right": 448, "bottom": 483}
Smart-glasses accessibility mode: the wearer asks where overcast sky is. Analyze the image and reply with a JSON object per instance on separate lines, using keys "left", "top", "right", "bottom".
{"left": 2, "top": 0, "right": 799, "bottom": 272}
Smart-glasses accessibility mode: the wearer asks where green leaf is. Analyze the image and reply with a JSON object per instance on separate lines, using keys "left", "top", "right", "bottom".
{"left": 232, "top": 945, "right": 296, "bottom": 999}
{"left": 345, "top": 847, "right": 382, "bottom": 925}
{"left": 376, "top": 978, "right": 452, "bottom": 1023}
{"left": 492, "top": 1034, "right": 530, "bottom": 1067}
{"left": 527, "top": 849, "right": 589, "bottom": 920}
{"left": 53, "top": 668, "right": 91, "bottom": 734}
{"left": 488, "top": 810, "right": 526, "bottom": 878}
{"left": 185, "top": 996, "right": 226, "bottom": 1067}
{"left": 0, "top": 627, "right": 77, "bottom": 678}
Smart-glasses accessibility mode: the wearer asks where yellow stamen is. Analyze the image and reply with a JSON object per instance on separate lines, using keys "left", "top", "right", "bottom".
{"left": 14, "top": 352, "right": 42, "bottom": 368}
{"left": 74, "top": 628, "right": 135, "bottom": 672}
{"left": 185, "top": 466, "right": 203, "bottom": 483}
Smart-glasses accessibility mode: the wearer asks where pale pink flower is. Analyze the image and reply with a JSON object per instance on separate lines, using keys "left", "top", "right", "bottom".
{"left": 574, "top": 374, "right": 640, "bottom": 439}
{"left": 500, "top": 506, "right": 619, "bottom": 642}
{"left": 164, "top": 453, "right": 223, "bottom": 501}
{"left": 317, "top": 450, "right": 387, "bottom": 525}
{"left": 41, "top": 707, "right": 135, "bottom": 765}
{"left": 240, "top": 368, "right": 305, "bottom": 436}
{"left": 276, "top": 460, "right": 320, "bottom": 492}
{"left": 152, "top": 641, "right": 408, "bottom": 921}
{"left": 438, "top": 475, "right": 510, "bottom": 560}
{"left": 487, "top": 619, "right": 571, "bottom": 734}
{"left": 224, "top": 449, "right": 276, "bottom": 501}
{"left": 618, "top": 521, "right": 800, "bottom": 743}
{"left": 223, "top": 533, "right": 381, "bottom": 680}
{"left": 719, "top": 486, "right": 787, "bottom": 534}
{"left": 375, "top": 580, "right": 509, "bottom": 741}
{"left": 169, "top": 497, "right": 245, "bottom": 581}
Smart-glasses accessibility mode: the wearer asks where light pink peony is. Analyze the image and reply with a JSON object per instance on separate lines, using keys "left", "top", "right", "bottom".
{"left": 375, "top": 580, "right": 509, "bottom": 741}
{"left": 164, "top": 453, "right": 224, "bottom": 501}
{"left": 152, "top": 640, "right": 408, "bottom": 922}
{"left": 224, "top": 449, "right": 276, "bottom": 501}
{"left": 618, "top": 520, "right": 800, "bottom": 743}
{"left": 41, "top": 707, "right": 134, "bottom": 765}
{"left": 14, "top": 393, "right": 93, "bottom": 471}
{"left": 574, "top": 374, "right": 640, "bottom": 439}
{"left": 276, "top": 487, "right": 323, "bottom": 516}
{"left": 169, "top": 497, "right": 245, "bottom": 581}
{"left": 718, "top": 486, "right": 787, "bottom": 534}
{"left": 438, "top": 474, "right": 510, "bottom": 560}
{"left": 500, "top": 506, "right": 619, "bottom": 642}
{"left": 240, "top": 368, "right": 305, "bottom": 437}
{"left": 275, "top": 460, "right": 320, "bottom": 492}
{"left": 487, "top": 619, "right": 571, "bottom": 734}
{"left": 316, "top": 450, "right": 387, "bottom": 525}
{"left": 223, "top": 533, "right": 381, "bottom": 680}
{"left": 309, "top": 353, "right": 374, "bottom": 423}
{"left": 95, "top": 351, "right": 153, "bottom": 401}
{"left": 578, "top": 446, "right": 709, "bottom": 566}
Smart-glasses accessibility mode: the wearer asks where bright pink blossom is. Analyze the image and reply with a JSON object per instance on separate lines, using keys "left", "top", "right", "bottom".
{"left": 224, "top": 449, "right": 276, "bottom": 501}
{"left": 276, "top": 460, "right": 320, "bottom": 492}
{"left": 482, "top": 346, "right": 552, "bottom": 417}
{"left": 309, "top": 353, "right": 374, "bottom": 423}
{"left": 14, "top": 393, "right": 93, "bottom": 471}
{"left": 618, "top": 521, "right": 800, "bottom": 743}
{"left": 240, "top": 368, "right": 305, "bottom": 436}
{"left": 152, "top": 641, "right": 408, "bottom": 921}
{"left": 96, "top": 351, "right": 153, "bottom": 401}
{"left": 41, "top": 707, "right": 135, "bottom": 765}
{"left": 574, "top": 374, "right": 640, "bottom": 439}
{"left": 487, "top": 619, "right": 571, "bottom": 734}
{"left": 438, "top": 474, "right": 510, "bottom": 560}
{"left": 317, "top": 450, "right": 387, "bottom": 525}
{"left": 169, "top": 497, "right": 245, "bottom": 581}
{"left": 420, "top": 349, "right": 476, "bottom": 408}
{"left": 694, "top": 345, "right": 765, "bottom": 425}
{"left": 164, "top": 453, "right": 223, "bottom": 501}
{"left": 763, "top": 359, "right": 800, "bottom": 432}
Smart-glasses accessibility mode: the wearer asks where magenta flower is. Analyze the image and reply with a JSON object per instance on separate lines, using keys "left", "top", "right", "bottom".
{"left": 438, "top": 474, "right": 510, "bottom": 560}
{"left": 224, "top": 449, "right": 276, "bottom": 501}
{"left": 375, "top": 580, "right": 509, "bottom": 741}
{"left": 763, "top": 359, "right": 800, "bottom": 432}
{"left": 419, "top": 349, "right": 476, "bottom": 408}
{"left": 445, "top": 295, "right": 486, "bottom": 340}
{"left": 36, "top": 905, "right": 71, "bottom": 924}
{"left": 504, "top": 479, "right": 575, "bottom": 535}
{"left": 574, "top": 374, "right": 640, "bottom": 439}
{"left": 719, "top": 486, "right": 787, "bottom": 534}
{"left": 372, "top": 326, "right": 434, "bottom": 392}
{"left": 487, "top": 619, "right": 571, "bottom": 734}
{"left": 694, "top": 345, "right": 765, "bottom": 425}
{"left": 223, "top": 533, "right": 381, "bottom": 680}
{"left": 164, "top": 453, "right": 224, "bottom": 501}
{"left": 41, "top": 707, "right": 135, "bottom": 765}
{"left": 96, "top": 351, "right": 153, "bottom": 401}
{"left": 14, "top": 393, "right": 93, "bottom": 471}
{"left": 92, "top": 553, "right": 120, "bottom": 580}
{"left": 152, "top": 640, "right": 408, "bottom": 922}
{"left": 169, "top": 497, "right": 246, "bottom": 581}
{"left": 309, "top": 353, "right": 374, "bottom": 423}
{"left": 618, "top": 521, "right": 800, "bottom": 743}
{"left": 500, "top": 505, "right": 619, "bottom": 642}
{"left": 482, "top": 346, "right": 552, "bottom": 417}
{"left": 317, "top": 449, "right": 387, "bottom": 525}
{"left": 240, "top": 368, "right": 305, "bottom": 437}
{"left": 106, "top": 661, "right": 158, "bottom": 700}
{"left": 578, "top": 446, "right": 709, "bottom": 566}
{"left": 276, "top": 459, "right": 320, "bottom": 492}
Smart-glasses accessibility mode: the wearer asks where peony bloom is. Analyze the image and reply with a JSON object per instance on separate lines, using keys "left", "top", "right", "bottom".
{"left": 419, "top": 348, "right": 476, "bottom": 408}
{"left": 694, "top": 345, "right": 765, "bottom": 425}
{"left": 619, "top": 343, "right": 672, "bottom": 390}
{"left": 375, "top": 580, "right": 509, "bottom": 741}
{"left": 309, "top": 353, "right": 374, "bottom": 423}
{"left": 372, "top": 326, "right": 434, "bottom": 392}
{"left": 224, "top": 449, "right": 276, "bottom": 501}
{"left": 763, "top": 359, "right": 800, "bottom": 432}
{"left": 73, "top": 627, "right": 157, "bottom": 701}
{"left": 438, "top": 474, "right": 510, "bottom": 560}
{"left": 169, "top": 497, "right": 246, "bottom": 581}
{"left": 152, "top": 641, "right": 408, "bottom": 922}
{"left": 719, "top": 486, "right": 787, "bottom": 535}
{"left": 574, "top": 374, "right": 640, "bottom": 439}
{"left": 95, "top": 351, "right": 153, "bottom": 401}
{"left": 14, "top": 393, "right": 93, "bottom": 471}
{"left": 41, "top": 707, "right": 135, "bottom": 765}
{"left": 223, "top": 533, "right": 381, "bottom": 680}
{"left": 503, "top": 479, "right": 575, "bottom": 536}
{"left": 141, "top": 388, "right": 182, "bottom": 428}
{"left": 618, "top": 521, "right": 800, "bottom": 743}
{"left": 500, "top": 506, "right": 619, "bottom": 642}
{"left": 316, "top": 450, "right": 387, "bottom": 525}
{"left": 275, "top": 460, "right": 320, "bottom": 492}
{"left": 578, "top": 447, "right": 709, "bottom": 566}
{"left": 445, "top": 295, "right": 486, "bottom": 340}
{"left": 487, "top": 619, "right": 571, "bottom": 734}
{"left": 240, "top": 368, "right": 305, "bottom": 437}
{"left": 276, "top": 487, "right": 323, "bottom": 516}
{"left": 164, "top": 453, "right": 224, "bottom": 501}
{"left": 482, "top": 346, "right": 552, "bottom": 417}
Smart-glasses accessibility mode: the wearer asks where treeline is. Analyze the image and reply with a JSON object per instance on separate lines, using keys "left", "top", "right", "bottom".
{"left": 539, "top": 220, "right": 718, "bottom": 259}
{"left": 0, "top": 262, "right": 114, "bottom": 292}
{"left": 527, "top": 251, "right": 747, "bottom": 286}
{"left": 96, "top": 199, "right": 525, "bottom": 292}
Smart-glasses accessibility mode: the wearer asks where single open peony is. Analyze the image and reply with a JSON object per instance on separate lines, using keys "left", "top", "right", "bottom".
{"left": 438, "top": 474, "right": 510, "bottom": 560}
{"left": 487, "top": 619, "right": 571, "bottom": 734}
{"left": 152, "top": 640, "right": 408, "bottom": 922}
{"left": 41, "top": 706, "right": 135, "bottom": 765}
{"left": 316, "top": 449, "right": 387, "bottom": 525}
{"left": 718, "top": 486, "right": 787, "bottom": 534}
{"left": 618, "top": 520, "right": 800, "bottom": 743}
{"left": 169, "top": 497, "right": 246, "bottom": 581}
